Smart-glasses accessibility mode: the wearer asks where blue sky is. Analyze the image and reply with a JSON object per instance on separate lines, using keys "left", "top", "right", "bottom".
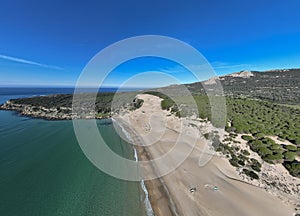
{"left": 0, "top": 0, "right": 300, "bottom": 87}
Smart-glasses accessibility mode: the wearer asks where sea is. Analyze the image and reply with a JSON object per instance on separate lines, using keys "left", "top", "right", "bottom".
{"left": 0, "top": 88, "right": 151, "bottom": 216}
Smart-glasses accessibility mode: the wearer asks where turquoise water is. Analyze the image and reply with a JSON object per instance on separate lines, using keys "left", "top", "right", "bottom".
{"left": 0, "top": 92, "right": 147, "bottom": 216}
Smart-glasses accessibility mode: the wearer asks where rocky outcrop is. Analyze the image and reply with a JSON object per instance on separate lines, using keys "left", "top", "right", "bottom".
{"left": 225, "top": 70, "right": 254, "bottom": 78}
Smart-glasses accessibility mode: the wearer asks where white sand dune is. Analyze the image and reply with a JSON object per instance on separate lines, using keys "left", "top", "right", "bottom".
{"left": 118, "top": 94, "right": 297, "bottom": 216}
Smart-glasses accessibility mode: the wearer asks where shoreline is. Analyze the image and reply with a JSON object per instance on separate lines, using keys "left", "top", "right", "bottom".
{"left": 1, "top": 102, "right": 175, "bottom": 215}
{"left": 137, "top": 146, "right": 181, "bottom": 216}
{"left": 113, "top": 118, "right": 155, "bottom": 216}
{"left": 1, "top": 105, "right": 157, "bottom": 216}
{"left": 114, "top": 118, "right": 180, "bottom": 216}
{"left": 134, "top": 147, "right": 155, "bottom": 216}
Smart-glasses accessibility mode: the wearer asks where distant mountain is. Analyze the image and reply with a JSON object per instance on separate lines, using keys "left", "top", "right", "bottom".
{"left": 186, "top": 68, "right": 300, "bottom": 105}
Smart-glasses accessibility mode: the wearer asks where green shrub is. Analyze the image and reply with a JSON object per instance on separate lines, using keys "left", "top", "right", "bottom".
{"left": 212, "top": 138, "right": 220, "bottom": 149}
{"left": 251, "top": 164, "right": 261, "bottom": 172}
{"left": 161, "top": 99, "right": 175, "bottom": 110}
{"left": 260, "top": 137, "right": 276, "bottom": 146}
{"left": 175, "top": 111, "right": 181, "bottom": 117}
{"left": 257, "top": 146, "right": 273, "bottom": 156}
{"left": 294, "top": 138, "right": 300, "bottom": 145}
{"left": 203, "top": 133, "right": 210, "bottom": 139}
{"left": 238, "top": 160, "right": 245, "bottom": 166}
{"left": 283, "top": 161, "right": 300, "bottom": 177}
{"left": 253, "top": 132, "right": 265, "bottom": 138}
{"left": 250, "top": 158, "right": 262, "bottom": 172}
{"left": 283, "top": 145, "right": 297, "bottom": 151}
{"left": 226, "top": 127, "right": 236, "bottom": 133}
{"left": 229, "top": 158, "right": 239, "bottom": 167}
{"left": 132, "top": 98, "right": 144, "bottom": 109}
{"left": 247, "top": 139, "right": 263, "bottom": 152}
{"left": 243, "top": 169, "right": 259, "bottom": 180}
{"left": 223, "top": 137, "right": 233, "bottom": 142}
{"left": 241, "top": 149, "right": 250, "bottom": 156}
{"left": 250, "top": 158, "right": 261, "bottom": 165}
{"left": 283, "top": 151, "right": 297, "bottom": 161}
{"left": 269, "top": 144, "right": 282, "bottom": 150}
{"left": 229, "top": 133, "right": 238, "bottom": 138}
{"left": 262, "top": 153, "right": 283, "bottom": 163}
{"left": 241, "top": 135, "right": 253, "bottom": 141}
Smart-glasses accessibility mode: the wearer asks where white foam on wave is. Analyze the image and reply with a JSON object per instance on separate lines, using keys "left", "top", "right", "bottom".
{"left": 112, "top": 118, "right": 154, "bottom": 216}
{"left": 133, "top": 148, "right": 154, "bottom": 215}
{"left": 133, "top": 148, "right": 138, "bottom": 162}
{"left": 112, "top": 118, "right": 133, "bottom": 143}
{"left": 141, "top": 179, "right": 154, "bottom": 216}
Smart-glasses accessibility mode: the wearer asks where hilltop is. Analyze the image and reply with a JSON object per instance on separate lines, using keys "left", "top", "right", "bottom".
{"left": 187, "top": 68, "right": 300, "bottom": 105}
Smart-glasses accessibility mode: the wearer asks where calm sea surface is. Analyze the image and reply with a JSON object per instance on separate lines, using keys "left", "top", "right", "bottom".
{"left": 0, "top": 88, "right": 147, "bottom": 216}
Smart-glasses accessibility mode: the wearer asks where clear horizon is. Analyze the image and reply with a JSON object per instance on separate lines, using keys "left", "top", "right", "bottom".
{"left": 0, "top": 67, "right": 299, "bottom": 88}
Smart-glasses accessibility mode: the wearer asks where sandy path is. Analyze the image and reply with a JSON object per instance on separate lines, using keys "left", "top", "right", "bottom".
{"left": 118, "top": 94, "right": 296, "bottom": 216}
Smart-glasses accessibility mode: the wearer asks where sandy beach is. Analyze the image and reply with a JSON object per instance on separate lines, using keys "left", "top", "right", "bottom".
{"left": 117, "top": 94, "right": 298, "bottom": 216}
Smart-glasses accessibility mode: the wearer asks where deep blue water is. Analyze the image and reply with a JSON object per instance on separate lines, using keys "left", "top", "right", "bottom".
{"left": 0, "top": 87, "right": 146, "bottom": 97}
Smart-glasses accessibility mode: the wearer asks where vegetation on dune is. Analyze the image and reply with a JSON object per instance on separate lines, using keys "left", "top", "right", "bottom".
{"left": 143, "top": 91, "right": 180, "bottom": 116}
{"left": 145, "top": 88, "right": 300, "bottom": 177}
{"left": 244, "top": 136, "right": 300, "bottom": 177}
{"left": 147, "top": 91, "right": 300, "bottom": 143}
{"left": 208, "top": 133, "right": 261, "bottom": 178}
{"left": 283, "top": 145, "right": 298, "bottom": 151}
{"left": 12, "top": 93, "right": 115, "bottom": 112}
{"left": 188, "top": 95, "right": 299, "bottom": 177}
{"left": 185, "top": 69, "right": 300, "bottom": 105}
{"left": 10, "top": 92, "right": 141, "bottom": 117}
{"left": 131, "top": 98, "right": 144, "bottom": 109}
{"left": 283, "top": 161, "right": 300, "bottom": 177}
{"left": 226, "top": 98, "right": 300, "bottom": 145}
{"left": 228, "top": 134, "right": 300, "bottom": 177}
{"left": 144, "top": 92, "right": 226, "bottom": 127}
{"left": 250, "top": 158, "right": 262, "bottom": 172}
{"left": 241, "top": 135, "right": 253, "bottom": 141}
{"left": 12, "top": 94, "right": 74, "bottom": 108}
{"left": 247, "top": 137, "right": 283, "bottom": 163}
{"left": 283, "top": 151, "right": 297, "bottom": 161}
{"left": 243, "top": 169, "right": 259, "bottom": 180}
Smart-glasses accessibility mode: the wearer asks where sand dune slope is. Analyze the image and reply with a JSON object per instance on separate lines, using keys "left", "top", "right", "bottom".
{"left": 118, "top": 94, "right": 296, "bottom": 216}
